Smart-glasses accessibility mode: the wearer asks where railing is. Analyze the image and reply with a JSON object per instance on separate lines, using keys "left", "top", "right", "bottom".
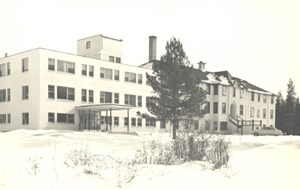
{"left": 229, "top": 115, "right": 262, "bottom": 128}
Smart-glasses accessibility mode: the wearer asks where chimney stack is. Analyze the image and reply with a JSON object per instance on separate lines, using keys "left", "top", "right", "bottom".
{"left": 198, "top": 61, "right": 206, "bottom": 72}
{"left": 149, "top": 36, "right": 157, "bottom": 61}
{"left": 5, "top": 53, "right": 8, "bottom": 57}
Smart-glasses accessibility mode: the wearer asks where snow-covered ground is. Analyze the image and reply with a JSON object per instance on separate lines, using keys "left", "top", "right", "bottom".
{"left": 0, "top": 130, "right": 300, "bottom": 190}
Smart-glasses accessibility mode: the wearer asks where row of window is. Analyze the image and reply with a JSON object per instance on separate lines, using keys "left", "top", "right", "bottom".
{"left": 0, "top": 89, "right": 11, "bottom": 102}
{"left": 206, "top": 102, "right": 227, "bottom": 114}
{"left": 205, "top": 121, "right": 228, "bottom": 131}
{"left": 0, "top": 62, "right": 10, "bottom": 77}
{"left": 0, "top": 113, "right": 27, "bottom": 124}
{"left": 206, "top": 84, "right": 274, "bottom": 104}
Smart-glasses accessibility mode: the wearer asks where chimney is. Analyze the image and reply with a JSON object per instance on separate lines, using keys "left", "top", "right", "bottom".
{"left": 5, "top": 53, "right": 8, "bottom": 57}
{"left": 149, "top": 36, "right": 157, "bottom": 61}
{"left": 198, "top": 61, "right": 206, "bottom": 72}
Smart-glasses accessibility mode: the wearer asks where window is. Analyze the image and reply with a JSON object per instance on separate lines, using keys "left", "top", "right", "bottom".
{"left": 114, "top": 93, "right": 119, "bottom": 103}
{"left": 138, "top": 74, "right": 142, "bottom": 84}
{"left": 258, "top": 94, "right": 260, "bottom": 102}
{"left": 114, "top": 70, "right": 119, "bottom": 80}
{"left": 86, "top": 41, "right": 90, "bottom": 49}
{"left": 57, "top": 60, "right": 75, "bottom": 74}
{"left": 100, "top": 91, "right": 112, "bottom": 103}
{"left": 206, "top": 102, "right": 210, "bottom": 113}
{"left": 220, "top": 122, "right": 227, "bottom": 130}
{"left": 251, "top": 107, "right": 254, "bottom": 117}
{"left": 0, "top": 89, "right": 6, "bottom": 102}
{"left": 194, "top": 120, "right": 199, "bottom": 130}
{"left": 89, "top": 90, "right": 93, "bottom": 103}
{"left": 22, "top": 86, "right": 29, "bottom": 99}
{"left": 124, "top": 117, "right": 129, "bottom": 126}
{"left": 82, "top": 64, "right": 87, "bottom": 75}
{"left": 22, "top": 58, "right": 29, "bottom": 72}
{"left": 109, "top": 56, "right": 114, "bottom": 62}
{"left": 205, "top": 121, "right": 210, "bottom": 131}
{"left": 101, "top": 116, "right": 105, "bottom": 124}
{"left": 271, "top": 97, "right": 274, "bottom": 104}
{"left": 240, "top": 105, "right": 243, "bottom": 116}
{"left": 131, "top": 118, "right": 136, "bottom": 126}
{"left": 125, "top": 94, "right": 136, "bottom": 106}
{"left": 48, "top": 113, "right": 55, "bottom": 123}
{"left": 0, "top": 63, "right": 6, "bottom": 76}
{"left": 0, "top": 114, "right": 6, "bottom": 124}
{"left": 81, "top": 89, "right": 87, "bottom": 102}
{"left": 7, "top": 62, "right": 10, "bottom": 75}
{"left": 222, "top": 103, "right": 226, "bottom": 114}
{"left": 213, "top": 121, "right": 218, "bottom": 130}
{"left": 214, "top": 85, "right": 218, "bottom": 95}
{"left": 263, "top": 95, "right": 267, "bottom": 103}
{"left": 206, "top": 84, "right": 211, "bottom": 94}
{"left": 7, "top": 89, "right": 10, "bottom": 101}
{"left": 57, "top": 113, "right": 74, "bottom": 123}
{"left": 22, "top": 113, "right": 29, "bottom": 124}
{"left": 160, "top": 119, "right": 166, "bottom": 129}
{"left": 138, "top": 96, "right": 142, "bottom": 107}
{"left": 222, "top": 86, "right": 226, "bottom": 96}
{"left": 138, "top": 118, "right": 142, "bottom": 126}
{"left": 270, "top": 110, "right": 274, "bottom": 119}
{"left": 48, "top": 85, "right": 55, "bottom": 99}
{"left": 116, "top": 57, "right": 121, "bottom": 63}
{"left": 233, "top": 87, "right": 236, "bottom": 97}
{"left": 48, "top": 58, "right": 55, "bottom": 71}
{"left": 263, "top": 109, "right": 266, "bottom": 118}
{"left": 240, "top": 89, "right": 244, "bottom": 98}
{"left": 257, "top": 110, "right": 260, "bottom": 118}
{"left": 251, "top": 92, "right": 254, "bottom": 101}
{"left": 7, "top": 114, "right": 10, "bottom": 123}
{"left": 114, "top": 117, "right": 119, "bottom": 125}
{"left": 100, "top": 67, "right": 112, "bottom": 79}
{"left": 125, "top": 72, "right": 136, "bottom": 83}
{"left": 146, "top": 118, "right": 156, "bottom": 127}
{"left": 89, "top": 66, "right": 94, "bottom": 77}
{"left": 213, "top": 102, "right": 218, "bottom": 114}
{"left": 57, "top": 86, "right": 75, "bottom": 101}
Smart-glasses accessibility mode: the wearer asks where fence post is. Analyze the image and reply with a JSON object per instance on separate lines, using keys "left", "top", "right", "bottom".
{"left": 252, "top": 119, "right": 254, "bottom": 130}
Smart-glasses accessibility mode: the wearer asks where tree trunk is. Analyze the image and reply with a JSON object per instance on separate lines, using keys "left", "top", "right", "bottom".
{"left": 172, "top": 121, "right": 177, "bottom": 139}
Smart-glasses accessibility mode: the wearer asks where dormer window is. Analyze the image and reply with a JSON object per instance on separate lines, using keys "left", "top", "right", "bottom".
{"left": 86, "top": 41, "right": 90, "bottom": 49}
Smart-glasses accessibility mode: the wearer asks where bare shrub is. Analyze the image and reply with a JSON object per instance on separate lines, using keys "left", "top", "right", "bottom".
{"left": 24, "top": 155, "right": 42, "bottom": 176}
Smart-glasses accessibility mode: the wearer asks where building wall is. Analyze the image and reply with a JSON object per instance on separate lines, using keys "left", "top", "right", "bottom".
{"left": 0, "top": 49, "right": 41, "bottom": 131}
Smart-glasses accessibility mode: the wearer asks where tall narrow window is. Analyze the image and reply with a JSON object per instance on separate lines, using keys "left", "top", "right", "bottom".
{"left": 81, "top": 89, "right": 87, "bottom": 102}
{"left": 138, "top": 96, "right": 142, "bottom": 107}
{"left": 251, "top": 107, "right": 254, "bottom": 117}
{"left": 0, "top": 114, "right": 6, "bottom": 124}
{"left": 22, "top": 58, "right": 29, "bottom": 72}
{"left": 213, "top": 121, "right": 218, "bottom": 130}
{"left": 100, "top": 67, "right": 112, "bottom": 79}
{"left": 0, "top": 63, "right": 5, "bottom": 77}
{"left": 86, "top": 41, "right": 90, "bottom": 49}
{"left": 258, "top": 94, "right": 260, "bottom": 102}
{"left": 7, "top": 62, "right": 10, "bottom": 75}
{"left": 240, "top": 89, "right": 244, "bottom": 99}
{"left": 160, "top": 119, "right": 166, "bottom": 129}
{"left": 124, "top": 117, "right": 129, "bottom": 126}
{"left": 114, "top": 93, "right": 119, "bottom": 104}
{"left": 22, "top": 113, "right": 29, "bottom": 124}
{"left": 271, "top": 97, "right": 274, "bottom": 104}
{"left": 48, "top": 58, "right": 55, "bottom": 71}
{"left": 263, "top": 95, "right": 267, "bottom": 103}
{"left": 114, "top": 117, "right": 119, "bottom": 125}
{"left": 240, "top": 105, "right": 243, "bottom": 116}
{"left": 233, "top": 87, "right": 236, "bottom": 97}
{"left": 206, "top": 84, "right": 211, "bottom": 95}
{"left": 116, "top": 57, "right": 121, "bottom": 63}
{"left": 222, "top": 86, "right": 226, "bottom": 96}
{"left": 263, "top": 109, "right": 266, "bottom": 118}
{"left": 251, "top": 92, "right": 254, "bottom": 101}
{"left": 0, "top": 89, "right": 6, "bottom": 102}
{"left": 213, "top": 102, "right": 218, "bottom": 114}
{"left": 257, "top": 110, "right": 260, "bottom": 118}
{"left": 114, "top": 70, "right": 119, "bottom": 80}
{"left": 109, "top": 56, "right": 114, "bottom": 62}
{"left": 89, "top": 90, "right": 94, "bottom": 103}
{"left": 138, "top": 118, "right": 142, "bottom": 126}
{"left": 7, "top": 114, "right": 11, "bottom": 123}
{"left": 7, "top": 88, "right": 10, "bottom": 101}
{"left": 138, "top": 74, "right": 142, "bottom": 84}
{"left": 270, "top": 110, "right": 274, "bottom": 119}
{"left": 131, "top": 118, "right": 136, "bottom": 126}
{"left": 22, "top": 86, "right": 29, "bottom": 99}
{"left": 205, "top": 121, "right": 210, "bottom": 131}
{"left": 89, "top": 65, "right": 94, "bottom": 77}
{"left": 206, "top": 102, "right": 210, "bottom": 113}
{"left": 82, "top": 64, "right": 87, "bottom": 76}
{"left": 214, "top": 85, "right": 218, "bottom": 95}
{"left": 48, "top": 113, "right": 55, "bottom": 123}
{"left": 222, "top": 103, "right": 226, "bottom": 114}
{"left": 48, "top": 85, "right": 55, "bottom": 99}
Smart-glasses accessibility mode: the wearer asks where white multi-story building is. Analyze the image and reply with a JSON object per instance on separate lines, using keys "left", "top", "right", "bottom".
{"left": 0, "top": 34, "right": 276, "bottom": 134}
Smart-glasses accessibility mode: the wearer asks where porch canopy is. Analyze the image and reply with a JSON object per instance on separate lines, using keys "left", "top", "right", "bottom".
{"left": 75, "top": 104, "right": 136, "bottom": 131}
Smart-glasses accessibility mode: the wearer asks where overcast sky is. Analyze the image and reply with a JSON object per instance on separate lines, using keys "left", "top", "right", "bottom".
{"left": 1, "top": 0, "right": 299, "bottom": 98}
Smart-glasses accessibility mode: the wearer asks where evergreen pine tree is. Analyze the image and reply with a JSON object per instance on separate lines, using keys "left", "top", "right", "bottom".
{"left": 275, "top": 91, "right": 285, "bottom": 132}
{"left": 141, "top": 37, "right": 207, "bottom": 139}
{"left": 295, "top": 97, "right": 300, "bottom": 135}
{"left": 285, "top": 79, "right": 296, "bottom": 135}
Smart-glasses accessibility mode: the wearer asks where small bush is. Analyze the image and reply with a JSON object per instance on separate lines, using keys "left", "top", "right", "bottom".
{"left": 24, "top": 155, "right": 42, "bottom": 176}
